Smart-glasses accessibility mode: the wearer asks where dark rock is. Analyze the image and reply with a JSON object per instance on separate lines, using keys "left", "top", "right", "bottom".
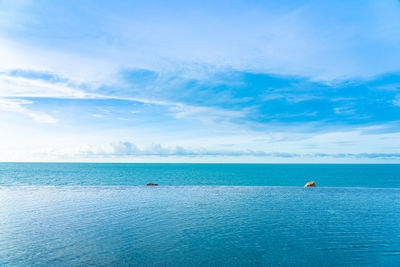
{"left": 146, "top": 183, "right": 158, "bottom": 186}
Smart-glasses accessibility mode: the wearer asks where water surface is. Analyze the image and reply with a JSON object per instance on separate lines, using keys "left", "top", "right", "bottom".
{"left": 1, "top": 163, "right": 399, "bottom": 266}
{"left": 1, "top": 163, "right": 399, "bottom": 187}
{"left": 1, "top": 186, "right": 399, "bottom": 266}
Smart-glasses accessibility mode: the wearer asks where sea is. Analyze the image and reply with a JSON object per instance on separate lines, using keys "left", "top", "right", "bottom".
{"left": 0, "top": 163, "right": 399, "bottom": 266}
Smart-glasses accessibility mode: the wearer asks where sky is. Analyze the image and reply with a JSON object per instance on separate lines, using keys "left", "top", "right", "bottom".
{"left": 1, "top": 0, "right": 400, "bottom": 163}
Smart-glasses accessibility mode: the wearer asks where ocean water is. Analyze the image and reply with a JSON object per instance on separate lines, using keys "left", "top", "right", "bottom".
{"left": 0, "top": 164, "right": 399, "bottom": 266}
{"left": 1, "top": 163, "right": 400, "bottom": 187}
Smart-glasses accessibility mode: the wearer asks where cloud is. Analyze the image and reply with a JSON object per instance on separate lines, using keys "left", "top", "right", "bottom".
{"left": 0, "top": 98, "right": 58, "bottom": 123}
{"left": 36, "top": 141, "right": 400, "bottom": 159}
{"left": 169, "top": 104, "right": 247, "bottom": 123}
{"left": 262, "top": 93, "right": 320, "bottom": 103}
{"left": 393, "top": 95, "right": 400, "bottom": 106}
{"left": 1, "top": 1, "right": 400, "bottom": 82}
{"left": 333, "top": 106, "right": 356, "bottom": 115}
{"left": 2, "top": 66, "right": 400, "bottom": 132}
{"left": 38, "top": 142, "right": 271, "bottom": 157}
{"left": 0, "top": 69, "right": 251, "bottom": 126}
{"left": 0, "top": 72, "right": 89, "bottom": 98}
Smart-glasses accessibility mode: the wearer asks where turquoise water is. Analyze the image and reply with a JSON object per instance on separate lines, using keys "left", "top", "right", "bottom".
{"left": 1, "top": 163, "right": 400, "bottom": 187}
{"left": 0, "top": 164, "right": 399, "bottom": 266}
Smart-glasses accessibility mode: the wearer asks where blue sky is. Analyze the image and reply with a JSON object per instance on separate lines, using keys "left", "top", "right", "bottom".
{"left": 1, "top": 0, "right": 400, "bottom": 162}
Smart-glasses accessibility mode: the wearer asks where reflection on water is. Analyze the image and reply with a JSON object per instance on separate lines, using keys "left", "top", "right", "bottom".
{"left": 0, "top": 186, "right": 399, "bottom": 266}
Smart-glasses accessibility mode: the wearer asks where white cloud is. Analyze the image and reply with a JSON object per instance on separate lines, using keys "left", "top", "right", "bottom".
{"left": 0, "top": 73, "right": 88, "bottom": 98}
{"left": 0, "top": 98, "right": 58, "bottom": 123}
{"left": 333, "top": 106, "right": 355, "bottom": 115}
{"left": 393, "top": 95, "right": 400, "bottom": 106}
{"left": 169, "top": 104, "right": 247, "bottom": 123}
{"left": 0, "top": 70, "right": 249, "bottom": 125}
{"left": 33, "top": 141, "right": 400, "bottom": 160}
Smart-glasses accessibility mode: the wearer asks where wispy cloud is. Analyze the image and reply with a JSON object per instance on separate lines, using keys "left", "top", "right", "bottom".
{"left": 393, "top": 95, "right": 400, "bottom": 106}
{"left": 0, "top": 70, "right": 250, "bottom": 126}
{"left": 0, "top": 98, "right": 58, "bottom": 123}
{"left": 0, "top": 72, "right": 89, "bottom": 98}
{"left": 333, "top": 106, "right": 356, "bottom": 115}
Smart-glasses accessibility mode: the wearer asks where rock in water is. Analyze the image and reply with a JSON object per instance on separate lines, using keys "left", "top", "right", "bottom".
{"left": 304, "top": 181, "right": 316, "bottom": 187}
{"left": 146, "top": 183, "right": 158, "bottom": 186}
